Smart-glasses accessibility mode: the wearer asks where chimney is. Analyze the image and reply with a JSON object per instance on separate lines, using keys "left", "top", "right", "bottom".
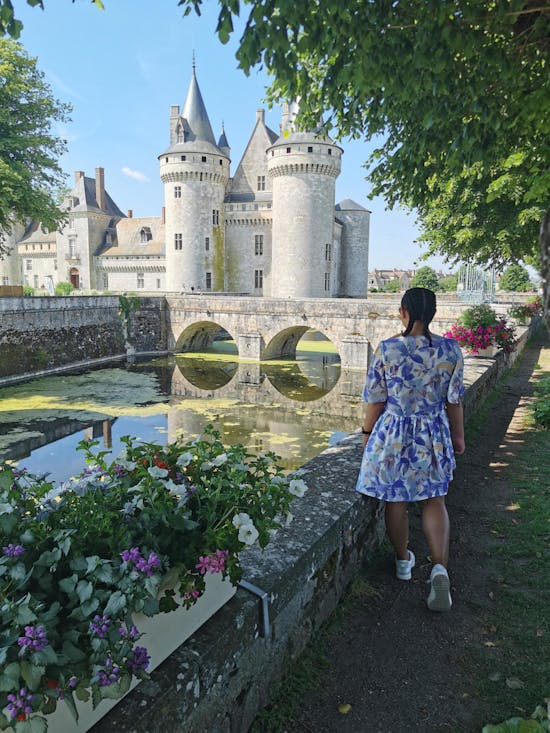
{"left": 127, "top": 209, "right": 133, "bottom": 218}
{"left": 161, "top": 206, "right": 166, "bottom": 225}
{"left": 256, "top": 109, "right": 265, "bottom": 123}
{"left": 75, "top": 170, "right": 85, "bottom": 186}
{"left": 95, "top": 167, "right": 106, "bottom": 211}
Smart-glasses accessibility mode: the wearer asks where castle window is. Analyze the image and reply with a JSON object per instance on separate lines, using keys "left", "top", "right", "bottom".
{"left": 156, "top": 278, "right": 161, "bottom": 289}
{"left": 212, "top": 210, "right": 219, "bottom": 225}
{"left": 328, "top": 148, "right": 332, "bottom": 155}
{"left": 140, "top": 227, "right": 152, "bottom": 243}
{"left": 103, "top": 273, "right": 109, "bottom": 289}
{"left": 254, "top": 269, "right": 263, "bottom": 290}
{"left": 324, "top": 273, "right": 331, "bottom": 291}
{"left": 219, "top": 159, "right": 223, "bottom": 165}
{"left": 137, "top": 272, "right": 144, "bottom": 289}
{"left": 68, "top": 238, "right": 77, "bottom": 258}
{"left": 202, "top": 156, "right": 207, "bottom": 162}
{"left": 308, "top": 146, "right": 313, "bottom": 153}
{"left": 2, "top": 276, "right": 8, "bottom": 286}
{"left": 254, "top": 234, "right": 263, "bottom": 256}
{"left": 181, "top": 155, "right": 186, "bottom": 161}
{"left": 325, "top": 242, "right": 331, "bottom": 261}
{"left": 34, "top": 275, "right": 39, "bottom": 289}
{"left": 165, "top": 157, "right": 168, "bottom": 162}
{"left": 26, "top": 260, "right": 32, "bottom": 271}
{"left": 174, "top": 186, "right": 181, "bottom": 198}
{"left": 174, "top": 233, "right": 183, "bottom": 250}
{"left": 205, "top": 237, "right": 210, "bottom": 251}
{"left": 54, "top": 260, "right": 57, "bottom": 270}
{"left": 257, "top": 175, "right": 265, "bottom": 191}
{"left": 205, "top": 271, "right": 212, "bottom": 290}
{"left": 286, "top": 147, "right": 291, "bottom": 154}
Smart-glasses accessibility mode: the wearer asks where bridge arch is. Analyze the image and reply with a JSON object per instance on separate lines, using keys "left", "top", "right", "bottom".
{"left": 174, "top": 320, "right": 237, "bottom": 354}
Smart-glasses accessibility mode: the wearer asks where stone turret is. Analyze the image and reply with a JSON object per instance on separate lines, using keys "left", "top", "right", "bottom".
{"left": 267, "top": 108, "right": 342, "bottom": 298}
{"left": 159, "top": 65, "right": 230, "bottom": 292}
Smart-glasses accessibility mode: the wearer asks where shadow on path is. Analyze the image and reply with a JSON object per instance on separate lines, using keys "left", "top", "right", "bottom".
{"left": 279, "top": 334, "right": 548, "bottom": 733}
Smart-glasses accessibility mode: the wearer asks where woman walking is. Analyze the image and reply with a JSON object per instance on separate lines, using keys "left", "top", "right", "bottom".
{"left": 356, "top": 287, "right": 465, "bottom": 611}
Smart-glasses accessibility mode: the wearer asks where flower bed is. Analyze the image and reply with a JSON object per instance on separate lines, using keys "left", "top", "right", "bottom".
{"left": 508, "top": 296, "right": 543, "bottom": 322}
{"left": 444, "top": 304, "right": 516, "bottom": 355}
{"left": 0, "top": 427, "right": 307, "bottom": 731}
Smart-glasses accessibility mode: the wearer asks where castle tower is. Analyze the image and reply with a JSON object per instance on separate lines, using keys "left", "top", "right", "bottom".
{"left": 267, "top": 112, "right": 342, "bottom": 298}
{"left": 159, "top": 65, "right": 230, "bottom": 292}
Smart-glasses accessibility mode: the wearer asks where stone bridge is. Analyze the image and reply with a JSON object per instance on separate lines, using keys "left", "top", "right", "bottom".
{"left": 166, "top": 295, "right": 466, "bottom": 369}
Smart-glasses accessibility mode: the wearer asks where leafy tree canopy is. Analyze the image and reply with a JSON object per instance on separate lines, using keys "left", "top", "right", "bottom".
{"left": 410, "top": 266, "right": 440, "bottom": 291}
{"left": 0, "top": 38, "right": 71, "bottom": 257}
{"left": 498, "top": 263, "right": 533, "bottom": 292}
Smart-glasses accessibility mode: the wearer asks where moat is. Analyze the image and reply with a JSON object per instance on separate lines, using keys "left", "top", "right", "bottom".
{"left": 0, "top": 337, "right": 365, "bottom": 482}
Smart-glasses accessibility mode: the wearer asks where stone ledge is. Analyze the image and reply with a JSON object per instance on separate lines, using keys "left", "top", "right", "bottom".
{"left": 89, "top": 331, "right": 533, "bottom": 733}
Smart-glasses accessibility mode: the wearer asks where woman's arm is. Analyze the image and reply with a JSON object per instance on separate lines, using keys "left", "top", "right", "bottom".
{"left": 362, "top": 402, "right": 386, "bottom": 448}
{"left": 446, "top": 401, "right": 465, "bottom": 455}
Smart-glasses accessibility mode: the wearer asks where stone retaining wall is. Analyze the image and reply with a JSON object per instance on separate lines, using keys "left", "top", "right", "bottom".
{"left": 90, "top": 325, "right": 534, "bottom": 733}
{"left": 0, "top": 296, "right": 165, "bottom": 378}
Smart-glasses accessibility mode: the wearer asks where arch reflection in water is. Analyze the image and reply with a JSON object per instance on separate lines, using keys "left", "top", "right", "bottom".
{"left": 262, "top": 353, "right": 340, "bottom": 401}
{"left": 175, "top": 356, "right": 239, "bottom": 390}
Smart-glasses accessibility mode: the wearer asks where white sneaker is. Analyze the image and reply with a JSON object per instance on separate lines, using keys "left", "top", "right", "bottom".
{"left": 427, "top": 564, "right": 452, "bottom": 611}
{"left": 395, "top": 550, "right": 415, "bottom": 580}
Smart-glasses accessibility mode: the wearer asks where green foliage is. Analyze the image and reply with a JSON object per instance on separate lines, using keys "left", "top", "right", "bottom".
{"left": 0, "top": 39, "right": 71, "bottom": 258}
{"left": 532, "top": 377, "right": 550, "bottom": 429}
{"left": 459, "top": 304, "right": 499, "bottom": 329}
{"left": 0, "top": 1, "right": 104, "bottom": 38}
{"left": 438, "top": 273, "right": 458, "bottom": 292}
{"left": 410, "top": 266, "right": 439, "bottom": 291}
{"left": 54, "top": 281, "right": 74, "bottom": 296}
{"left": 383, "top": 279, "right": 401, "bottom": 293}
{"left": 22, "top": 285, "right": 34, "bottom": 296}
{"left": 499, "top": 264, "right": 533, "bottom": 292}
{"left": 482, "top": 705, "right": 549, "bottom": 732}
{"left": 0, "top": 427, "right": 304, "bottom": 726}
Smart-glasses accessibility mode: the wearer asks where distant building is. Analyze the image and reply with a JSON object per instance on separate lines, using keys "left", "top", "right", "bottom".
{"left": 1, "top": 67, "right": 370, "bottom": 299}
{"left": 368, "top": 269, "right": 416, "bottom": 291}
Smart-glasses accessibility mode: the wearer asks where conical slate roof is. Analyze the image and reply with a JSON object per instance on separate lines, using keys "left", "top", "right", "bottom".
{"left": 181, "top": 67, "right": 216, "bottom": 145}
{"left": 218, "top": 124, "right": 230, "bottom": 149}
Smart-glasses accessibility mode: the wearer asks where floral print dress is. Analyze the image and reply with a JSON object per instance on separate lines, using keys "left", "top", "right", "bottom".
{"left": 355, "top": 334, "right": 464, "bottom": 502}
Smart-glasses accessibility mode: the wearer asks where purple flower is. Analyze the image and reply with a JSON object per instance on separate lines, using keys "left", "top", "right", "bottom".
{"left": 127, "top": 645, "right": 150, "bottom": 674}
{"left": 118, "top": 624, "right": 139, "bottom": 640}
{"left": 6, "top": 687, "right": 34, "bottom": 720}
{"left": 17, "top": 625, "right": 48, "bottom": 652}
{"left": 112, "top": 463, "right": 127, "bottom": 477}
{"left": 121, "top": 547, "right": 142, "bottom": 564}
{"left": 97, "top": 657, "right": 121, "bottom": 687}
{"left": 2, "top": 543, "right": 25, "bottom": 557}
{"left": 89, "top": 614, "right": 112, "bottom": 639}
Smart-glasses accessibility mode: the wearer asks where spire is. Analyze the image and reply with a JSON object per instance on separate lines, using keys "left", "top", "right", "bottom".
{"left": 181, "top": 62, "right": 217, "bottom": 146}
{"left": 217, "top": 122, "right": 230, "bottom": 150}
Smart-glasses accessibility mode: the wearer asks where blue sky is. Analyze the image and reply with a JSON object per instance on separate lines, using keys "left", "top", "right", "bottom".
{"left": 17, "top": 0, "right": 448, "bottom": 271}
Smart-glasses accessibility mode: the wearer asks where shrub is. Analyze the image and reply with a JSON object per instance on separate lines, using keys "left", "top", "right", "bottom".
{"left": 54, "top": 281, "right": 74, "bottom": 296}
{"left": 532, "top": 377, "right": 550, "bottom": 429}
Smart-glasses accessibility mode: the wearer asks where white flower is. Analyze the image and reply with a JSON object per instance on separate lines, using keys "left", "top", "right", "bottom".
{"left": 238, "top": 522, "right": 259, "bottom": 546}
{"left": 288, "top": 478, "right": 308, "bottom": 498}
{"left": 200, "top": 460, "right": 213, "bottom": 472}
{"left": 116, "top": 449, "right": 128, "bottom": 461}
{"left": 285, "top": 512, "right": 294, "bottom": 526}
{"left": 211, "top": 453, "right": 228, "bottom": 467}
{"left": 271, "top": 476, "right": 286, "bottom": 485}
{"left": 116, "top": 459, "right": 137, "bottom": 471}
{"left": 148, "top": 466, "right": 169, "bottom": 479}
{"left": 232, "top": 512, "right": 252, "bottom": 529}
{"left": 176, "top": 452, "right": 194, "bottom": 468}
{"left": 164, "top": 479, "right": 188, "bottom": 500}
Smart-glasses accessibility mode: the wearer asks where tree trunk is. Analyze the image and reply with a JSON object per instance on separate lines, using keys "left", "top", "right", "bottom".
{"left": 540, "top": 206, "right": 550, "bottom": 334}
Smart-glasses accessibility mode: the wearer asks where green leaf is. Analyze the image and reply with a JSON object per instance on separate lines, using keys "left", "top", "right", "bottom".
{"left": 76, "top": 580, "right": 93, "bottom": 604}
{"left": 62, "top": 640, "right": 87, "bottom": 663}
{"left": 75, "top": 686, "right": 90, "bottom": 703}
{"left": 20, "top": 660, "right": 45, "bottom": 690}
{"left": 104, "top": 591, "right": 127, "bottom": 616}
{"left": 80, "top": 597, "right": 100, "bottom": 617}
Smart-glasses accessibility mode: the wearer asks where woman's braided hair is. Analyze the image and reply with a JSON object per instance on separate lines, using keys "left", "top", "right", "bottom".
{"left": 401, "top": 287, "right": 436, "bottom": 346}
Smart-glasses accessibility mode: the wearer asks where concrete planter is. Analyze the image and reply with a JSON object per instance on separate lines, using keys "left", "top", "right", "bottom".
{"left": 463, "top": 345, "right": 500, "bottom": 358}
{"left": 24, "top": 574, "right": 236, "bottom": 733}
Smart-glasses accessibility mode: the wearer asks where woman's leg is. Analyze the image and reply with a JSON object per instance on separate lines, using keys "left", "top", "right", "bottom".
{"left": 384, "top": 501, "right": 409, "bottom": 560}
{"left": 421, "top": 496, "right": 450, "bottom": 566}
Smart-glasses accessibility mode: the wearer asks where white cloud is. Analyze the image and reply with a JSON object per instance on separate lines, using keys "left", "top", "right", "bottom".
{"left": 122, "top": 167, "right": 150, "bottom": 183}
